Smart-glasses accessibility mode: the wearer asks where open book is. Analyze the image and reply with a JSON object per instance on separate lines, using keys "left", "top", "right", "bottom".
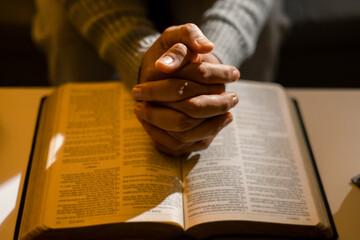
{"left": 16, "top": 81, "right": 337, "bottom": 240}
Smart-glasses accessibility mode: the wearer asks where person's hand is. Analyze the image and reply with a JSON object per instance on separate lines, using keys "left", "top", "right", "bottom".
{"left": 133, "top": 82, "right": 238, "bottom": 156}
{"left": 133, "top": 24, "right": 240, "bottom": 156}
{"left": 139, "top": 23, "right": 239, "bottom": 84}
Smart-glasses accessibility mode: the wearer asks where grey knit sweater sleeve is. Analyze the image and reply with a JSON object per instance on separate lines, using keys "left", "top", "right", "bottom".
{"left": 56, "top": 0, "right": 272, "bottom": 87}
{"left": 201, "top": 0, "right": 274, "bottom": 68}
{"left": 57, "top": 0, "right": 160, "bottom": 88}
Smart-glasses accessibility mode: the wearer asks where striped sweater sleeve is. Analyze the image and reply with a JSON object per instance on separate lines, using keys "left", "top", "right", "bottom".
{"left": 201, "top": 0, "right": 274, "bottom": 68}
{"left": 57, "top": 0, "right": 160, "bottom": 88}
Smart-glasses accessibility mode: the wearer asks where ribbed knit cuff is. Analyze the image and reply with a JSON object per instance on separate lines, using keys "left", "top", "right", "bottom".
{"left": 104, "top": 31, "right": 160, "bottom": 88}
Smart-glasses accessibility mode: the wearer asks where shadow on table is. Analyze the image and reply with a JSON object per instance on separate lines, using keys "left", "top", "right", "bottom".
{"left": 332, "top": 184, "right": 360, "bottom": 239}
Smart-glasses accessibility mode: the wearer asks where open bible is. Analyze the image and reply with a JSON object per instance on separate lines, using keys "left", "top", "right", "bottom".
{"left": 16, "top": 80, "right": 337, "bottom": 240}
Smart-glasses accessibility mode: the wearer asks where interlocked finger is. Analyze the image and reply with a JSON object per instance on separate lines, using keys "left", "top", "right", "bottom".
{"left": 132, "top": 79, "right": 224, "bottom": 102}
{"left": 167, "top": 112, "right": 233, "bottom": 143}
{"left": 139, "top": 119, "right": 216, "bottom": 157}
{"left": 134, "top": 102, "right": 205, "bottom": 132}
{"left": 162, "top": 92, "right": 239, "bottom": 118}
{"left": 170, "top": 62, "right": 240, "bottom": 84}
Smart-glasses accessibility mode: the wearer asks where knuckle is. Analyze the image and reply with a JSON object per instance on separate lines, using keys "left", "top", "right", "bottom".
{"left": 196, "top": 138, "right": 212, "bottom": 151}
{"left": 197, "top": 64, "right": 212, "bottom": 80}
{"left": 173, "top": 43, "right": 188, "bottom": 57}
{"left": 222, "top": 66, "right": 234, "bottom": 80}
{"left": 185, "top": 98, "right": 203, "bottom": 117}
{"left": 164, "top": 25, "right": 176, "bottom": 34}
{"left": 181, "top": 23, "right": 198, "bottom": 36}
{"left": 174, "top": 114, "right": 197, "bottom": 131}
{"left": 220, "top": 98, "right": 233, "bottom": 113}
{"left": 170, "top": 131, "right": 190, "bottom": 143}
{"left": 185, "top": 23, "right": 197, "bottom": 29}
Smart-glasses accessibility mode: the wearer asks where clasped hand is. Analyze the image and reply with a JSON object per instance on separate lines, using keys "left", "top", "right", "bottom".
{"left": 132, "top": 24, "right": 240, "bottom": 156}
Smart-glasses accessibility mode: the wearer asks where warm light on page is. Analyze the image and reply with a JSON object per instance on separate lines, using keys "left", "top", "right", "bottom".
{"left": 126, "top": 192, "right": 184, "bottom": 226}
{"left": 0, "top": 173, "right": 21, "bottom": 225}
{"left": 46, "top": 133, "right": 64, "bottom": 169}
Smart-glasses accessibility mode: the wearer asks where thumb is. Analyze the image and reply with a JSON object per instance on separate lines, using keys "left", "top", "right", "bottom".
{"left": 155, "top": 43, "right": 200, "bottom": 73}
{"left": 155, "top": 23, "right": 213, "bottom": 73}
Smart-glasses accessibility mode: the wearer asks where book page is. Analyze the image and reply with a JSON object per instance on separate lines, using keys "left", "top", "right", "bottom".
{"left": 41, "top": 82, "right": 183, "bottom": 229}
{"left": 183, "top": 81, "right": 320, "bottom": 230}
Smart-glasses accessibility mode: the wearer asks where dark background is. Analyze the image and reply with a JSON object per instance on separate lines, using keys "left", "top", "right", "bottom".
{"left": 1, "top": 0, "right": 360, "bottom": 87}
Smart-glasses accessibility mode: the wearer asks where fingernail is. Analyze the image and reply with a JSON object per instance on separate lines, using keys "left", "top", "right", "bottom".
{"left": 158, "top": 55, "right": 174, "bottom": 65}
{"left": 232, "top": 69, "right": 240, "bottom": 81}
{"left": 132, "top": 86, "right": 142, "bottom": 99}
{"left": 232, "top": 95, "right": 239, "bottom": 107}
